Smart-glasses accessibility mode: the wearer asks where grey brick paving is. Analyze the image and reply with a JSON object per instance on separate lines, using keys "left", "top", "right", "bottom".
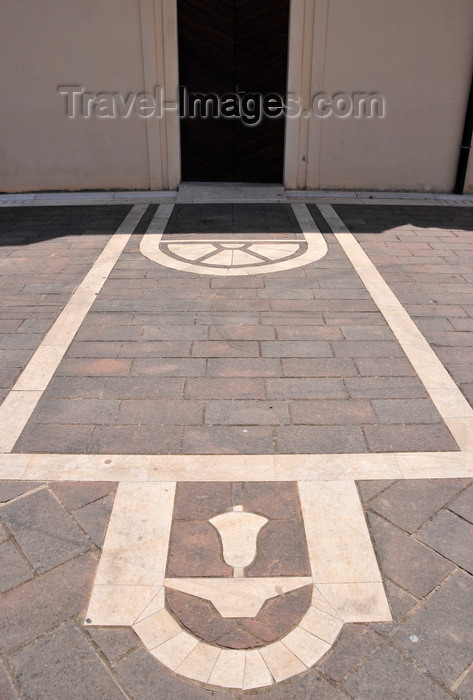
{"left": 10, "top": 208, "right": 456, "bottom": 455}
{"left": 0, "top": 206, "right": 131, "bottom": 405}
{"left": 0, "top": 489, "right": 91, "bottom": 573}
{"left": 3, "top": 203, "right": 473, "bottom": 696}
{"left": 391, "top": 571, "right": 473, "bottom": 688}
{"left": 417, "top": 510, "right": 473, "bottom": 574}
{"left": 10, "top": 622, "right": 128, "bottom": 700}
{"left": 343, "top": 645, "right": 453, "bottom": 699}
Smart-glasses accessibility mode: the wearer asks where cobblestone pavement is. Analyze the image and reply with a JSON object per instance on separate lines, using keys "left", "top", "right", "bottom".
{"left": 1, "top": 196, "right": 473, "bottom": 698}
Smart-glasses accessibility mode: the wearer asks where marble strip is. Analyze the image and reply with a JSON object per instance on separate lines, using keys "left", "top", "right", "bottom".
{"left": 1, "top": 452, "right": 473, "bottom": 482}
{"left": 0, "top": 205, "right": 148, "bottom": 454}
{"left": 319, "top": 204, "right": 473, "bottom": 452}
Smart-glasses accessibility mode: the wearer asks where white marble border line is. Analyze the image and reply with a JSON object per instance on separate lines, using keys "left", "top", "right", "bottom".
{"left": 2, "top": 451, "right": 473, "bottom": 483}
{"left": 0, "top": 204, "right": 149, "bottom": 453}
{"left": 318, "top": 203, "right": 473, "bottom": 453}
{"left": 139, "top": 203, "right": 328, "bottom": 275}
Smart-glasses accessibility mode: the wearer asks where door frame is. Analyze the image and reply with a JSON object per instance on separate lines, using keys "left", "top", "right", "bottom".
{"left": 149, "top": 0, "right": 325, "bottom": 189}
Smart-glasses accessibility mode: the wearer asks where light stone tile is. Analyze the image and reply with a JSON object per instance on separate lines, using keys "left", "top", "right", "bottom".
{"left": 209, "top": 510, "right": 268, "bottom": 569}
{"left": 299, "top": 481, "right": 383, "bottom": 583}
{"left": 95, "top": 482, "right": 175, "bottom": 586}
{"left": 134, "top": 609, "right": 181, "bottom": 650}
{"left": 176, "top": 643, "right": 221, "bottom": 684}
{"left": 202, "top": 250, "right": 234, "bottom": 266}
{"left": 152, "top": 631, "right": 199, "bottom": 670}
{"left": 148, "top": 455, "right": 276, "bottom": 481}
{"left": 299, "top": 605, "right": 344, "bottom": 643}
{"left": 441, "top": 417, "right": 473, "bottom": 452}
{"left": 282, "top": 626, "right": 331, "bottom": 668}
{"left": 164, "top": 578, "right": 312, "bottom": 618}
{"left": 243, "top": 650, "right": 274, "bottom": 690}
{"left": 315, "top": 582, "right": 392, "bottom": 623}
{"left": 428, "top": 389, "right": 473, "bottom": 419}
{"left": 0, "top": 391, "right": 43, "bottom": 453}
{"left": 134, "top": 587, "right": 165, "bottom": 623}
{"left": 13, "top": 346, "right": 69, "bottom": 391}
{"left": 24, "top": 454, "right": 150, "bottom": 482}
{"left": 232, "top": 250, "right": 263, "bottom": 265}
{"left": 0, "top": 453, "right": 30, "bottom": 479}
{"left": 395, "top": 452, "right": 473, "bottom": 478}
{"left": 86, "top": 584, "right": 160, "bottom": 626}
{"left": 259, "top": 641, "right": 307, "bottom": 682}
{"left": 208, "top": 649, "right": 246, "bottom": 689}
{"left": 401, "top": 343, "right": 463, "bottom": 390}
{"left": 310, "top": 586, "right": 344, "bottom": 619}
{"left": 275, "top": 454, "right": 401, "bottom": 481}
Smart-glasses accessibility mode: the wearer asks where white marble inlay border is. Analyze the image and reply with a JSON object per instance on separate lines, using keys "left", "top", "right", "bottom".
{"left": 139, "top": 203, "right": 328, "bottom": 275}
{"left": 1, "top": 451, "right": 473, "bottom": 482}
{"left": 0, "top": 205, "right": 148, "bottom": 453}
{"left": 319, "top": 204, "right": 473, "bottom": 453}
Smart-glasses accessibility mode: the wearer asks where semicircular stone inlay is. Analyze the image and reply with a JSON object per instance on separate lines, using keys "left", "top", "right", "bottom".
{"left": 165, "top": 584, "right": 313, "bottom": 650}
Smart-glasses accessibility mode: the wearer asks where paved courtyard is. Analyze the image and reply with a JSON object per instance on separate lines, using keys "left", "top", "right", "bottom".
{"left": 1, "top": 187, "right": 473, "bottom": 699}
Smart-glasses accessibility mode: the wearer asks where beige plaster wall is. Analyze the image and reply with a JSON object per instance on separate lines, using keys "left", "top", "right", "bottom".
{"left": 1, "top": 0, "right": 472, "bottom": 192}
{"left": 317, "top": 0, "right": 473, "bottom": 192}
{"left": 0, "top": 0, "right": 151, "bottom": 192}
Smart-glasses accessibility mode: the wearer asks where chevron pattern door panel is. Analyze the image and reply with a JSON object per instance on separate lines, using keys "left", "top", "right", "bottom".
{"left": 178, "top": 0, "right": 289, "bottom": 182}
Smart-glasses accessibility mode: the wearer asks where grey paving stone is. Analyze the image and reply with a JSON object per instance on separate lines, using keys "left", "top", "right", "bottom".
{"left": 42, "top": 377, "right": 107, "bottom": 399}
{"left": 182, "top": 426, "right": 274, "bottom": 454}
{"left": 357, "top": 480, "right": 396, "bottom": 503}
{"left": 371, "top": 399, "right": 443, "bottom": 424}
{"left": 103, "top": 377, "right": 185, "bottom": 399}
{"left": 0, "top": 482, "right": 44, "bottom": 503}
{"left": 86, "top": 627, "right": 140, "bottom": 662}
{"left": 382, "top": 578, "right": 418, "bottom": 622}
{"left": 341, "top": 326, "right": 395, "bottom": 341}
{"left": 391, "top": 571, "right": 473, "bottom": 688}
{"left": 0, "top": 490, "right": 91, "bottom": 573}
{"left": 205, "top": 400, "right": 289, "bottom": 425}
{"left": 0, "top": 541, "right": 32, "bottom": 593}
{"left": 13, "top": 424, "right": 94, "bottom": 453}
{"left": 0, "top": 660, "right": 20, "bottom": 700}
{"left": 345, "top": 377, "right": 428, "bottom": 399}
{"left": 261, "top": 340, "right": 332, "bottom": 358}
{"left": 368, "top": 512, "right": 454, "bottom": 598}
{"left": 89, "top": 425, "right": 182, "bottom": 454}
{"left": 131, "top": 357, "right": 207, "bottom": 377}
{"left": 457, "top": 666, "right": 473, "bottom": 700}
{"left": 11, "top": 621, "right": 127, "bottom": 700}
{"left": 114, "top": 648, "right": 230, "bottom": 700}
{"left": 72, "top": 494, "right": 114, "bottom": 548}
{"left": 450, "top": 484, "right": 473, "bottom": 523}
{"left": 29, "top": 398, "right": 120, "bottom": 425}
{"left": 368, "top": 479, "right": 470, "bottom": 533}
{"left": 243, "top": 671, "right": 351, "bottom": 698}
{"left": 266, "top": 378, "right": 346, "bottom": 399}
{"left": 354, "top": 357, "right": 417, "bottom": 376}
{"left": 290, "top": 399, "right": 376, "bottom": 425}
{"left": 0, "top": 552, "right": 97, "bottom": 654}
{"left": 364, "top": 424, "right": 458, "bottom": 453}
{"left": 343, "top": 644, "right": 452, "bottom": 700}
{"left": 318, "top": 625, "right": 383, "bottom": 682}
{"left": 277, "top": 425, "right": 366, "bottom": 453}
{"left": 417, "top": 510, "right": 473, "bottom": 574}
{"left": 207, "top": 358, "right": 281, "bottom": 377}
{"left": 117, "top": 399, "right": 204, "bottom": 425}
{"left": 49, "top": 482, "right": 116, "bottom": 511}
{"left": 186, "top": 378, "right": 265, "bottom": 400}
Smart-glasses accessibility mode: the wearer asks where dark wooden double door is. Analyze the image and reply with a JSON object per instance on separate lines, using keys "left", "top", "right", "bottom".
{"left": 178, "top": 0, "right": 290, "bottom": 182}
